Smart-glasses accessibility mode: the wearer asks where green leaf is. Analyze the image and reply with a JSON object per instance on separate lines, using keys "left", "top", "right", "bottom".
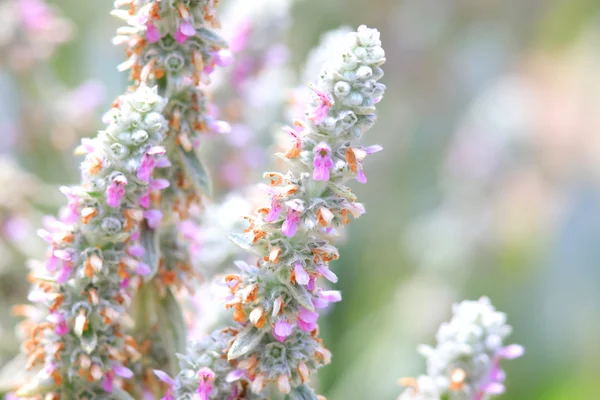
{"left": 161, "top": 289, "right": 187, "bottom": 354}
{"left": 156, "top": 288, "right": 187, "bottom": 376}
{"left": 227, "top": 326, "right": 265, "bottom": 360}
{"left": 285, "top": 282, "right": 315, "bottom": 312}
{"left": 178, "top": 147, "right": 212, "bottom": 197}
{"left": 285, "top": 384, "right": 319, "bottom": 400}
{"left": 329, "top": 182, "right": 357, "bottom": 202}
{"left": 229, "top": 233, "right": 261, "bottom": 255}
{"left": 196, "top": 27, "right": 228, "bottom": 48}
{"left": 80, "top": 330, "right": 98, "bottom": 354}
{"left": 140, "top": 221, "right": 160, "bottom": 280}
{"left": 130, "top": 283, "right": 159, "bottom": 334}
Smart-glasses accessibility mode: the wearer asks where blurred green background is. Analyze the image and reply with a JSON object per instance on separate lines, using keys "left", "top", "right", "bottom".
{"left": 2, "top": 0, "right": 600, "bottom": 399}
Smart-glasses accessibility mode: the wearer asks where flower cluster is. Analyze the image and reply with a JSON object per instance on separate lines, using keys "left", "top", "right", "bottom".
{"left": 158, "top": 328, "right": 256, "bottom": 400}
{"left": 287, "top": 26, "right": 353, "bottom": 121}
{"left": 165, "top": 25, "right": 386, "bottom": 397}
{"left": 398, "top": 297, "right": 524, "bottom": 400}
{"left": 112, "top": 0, "right": 235, "bottom": 394}
{"left": 0, "top": 0, "right": 72, "bottom": 71}
{"left": 113, "top": 0, "right": 230, "bottom": 209}
{"left": 17, "top": 84, "right": 168, "bottom": 398}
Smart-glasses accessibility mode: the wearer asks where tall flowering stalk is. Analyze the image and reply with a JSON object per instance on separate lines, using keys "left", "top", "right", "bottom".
{"left": 111, "top": 0, "right": 230, "bottom": 394}
{"left": 398, "top": 297, "right": 524, "bottom": 400}
{"left": 161, "top": 25, "right": 386, "bottom": 398}
{"left": 17, "top": 84, "right": 168, "bottom": 398}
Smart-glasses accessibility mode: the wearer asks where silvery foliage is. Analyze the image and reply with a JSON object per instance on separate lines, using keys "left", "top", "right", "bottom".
{"left": 173, "top": 25, "right": 386, "bottom": 398}
{"left": 19, "top": 84, "right": 167, "bottom": 398}
{"left": 399, "top": 297, "right": 523, "bottom": 400}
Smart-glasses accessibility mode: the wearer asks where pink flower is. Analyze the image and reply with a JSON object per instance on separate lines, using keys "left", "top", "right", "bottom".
{"left": 56, "top": 266, "right": 73, "bottom": 284}
{"left": 226, "top": 369, "right": 245, "bottom": 382}
{"left": 128, "top": 244, "right": 145, "bottom": 258}
{"left": 146, "top": 22, "right": 161, "bottom": 43}
{"left": 60, "top": 186, "right": 79, "bottom": 224}
{"left": 153, "top": 370, "right": 175, "bottom": 400}
{"left": 264, "top": 197, "right": 282, "bottom": 222}
{"left": 137, "top": 147, "right": 164, "bottom": 182}
{"left": 309, "top": 88, "right": 333, "bottom": 124}
{"left": 319, "top": 290, "right": 342, "bottom": 303}
{"left": 294, "top": 262, "right": 310, "bottom": 285}
{"left": 196, "top": 367, "right": 215, "bottom": 400}
{"left": 175, "top": 20, "right": 195, "bottom": 43}
{"left": 297, "top": 307, "right": 319, "bottom": 332}
{"left": 53, "top": 248, "right": 72, "bottom": 261}
{"left": 317, "top": 265, "right": 338, "bottom": 283}
{"left": 474, "top": 345, "right": 524, "bottom": 400}
{"left": 101, "top": 373, "right": 114, "bottom": 393}
{"left": 144, "top": 209, "right": 163, "bottom": 229}
{"left": 106, "top": 175, "right": 127, "bottom": 208}
{"left": 139, "top": 191, "right": 150, "bottom": 208}
{"left": 113, "top": 364, "right": 133, "bottom": 378}
{"left": 49, "top": 312, "right": 68, "bottom": 335}
{"left": 273, "top": 320, "right": 293, "bottom": 342}
{"left": 282, "top": 210, "right": 300, "bottom": 237}
{"left": 356, "top": 170, "right": 367, "bottom": 184}
{"left": 138, "top": 154, "right": 155, "bottom": 182}
{"left": 313, "top": 143, "right": 333, "bottom": 181}
{"left": 498, "top": 344, "right": 525, "bottom": 359}
{"left": 363, "top": 145, "right": 384, "bottom": 154}
{"left": 150, "top": 179, "right": 170, "bottom": 190}
{"left": 307, "top": 277, "right": 315, "bottom": 291}
{"left": 156, "top": 156, "right": 172, "bottom": 168}
{"left": 46, "top": 253, "right": 60, "bottom": 272}
{"left": 136, "top": 262, "right": 152, "bottom": 276}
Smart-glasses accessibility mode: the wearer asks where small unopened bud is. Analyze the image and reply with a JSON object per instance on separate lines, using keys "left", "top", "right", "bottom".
{"left": 298, "top": 361, "right": 310, "bottom": 382}
{"left": 277, "top": 374, "right": 291, "bottom": 394}
{"left": 251, "top": 373, "right": 266, "bottom": 393}
{"left": 74, "top": 310, "right": 87, "bottom": 337}
{"left": 131, "top": 129, "right": 149, "bottom": 144}
{"left": 90, "top": 364, "right": 103, "bottom": 381}
{"left": 249, "top": 307, "right": 264, "bottom": 327}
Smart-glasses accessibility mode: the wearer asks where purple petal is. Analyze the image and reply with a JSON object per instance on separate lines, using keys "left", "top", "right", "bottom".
{"left": 317, "top": 266, "right": 338, "bottom": 283}
{"left": 294, "top": 263, "right": 310, "bottom": 285}
{"left": 225, "top": 369, "right": 245, "bottom": 383}
{"left": 498, "top": 344, "right": 524, "bottom": 359}
{"left": 153, "top": 369, "right": 175, "bottom": 385}
{"left": 136, "top": 262, "right": 152, "bottom": 276}
{"left": 150, "top": 179, "right": 170, "bottom": 190}
{"left": 483, "top": 382, "right": 505, "bottom": 395}
{"left": 319, "top": 290, "right": 342, "bottom": 303}
{"left": 114, "top": 364, "right": 134, "bottom": 378}
{"left": 298, "top": 307, "right": 319, "bottom": 324}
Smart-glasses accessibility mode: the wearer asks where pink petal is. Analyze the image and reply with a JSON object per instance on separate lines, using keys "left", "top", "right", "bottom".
{"left": 498, "top": 344, "right": 524, "bottom": 359}
{"left": 114, "top": 364, "right": 134, "bottom": 378}
{"left": 298, "top": 307, "right": 319, "bottom": 324}
{"left": 153, "top": 370, "right": 175, "bottom": 385}
{"left": 317, "top": 266, "right": 338, "bottom": 283}
{"left": 319, "top": 290, "right": 342, "bottom": 303}
{"left": 294, "top": 263, "right": 310, "bottom": 285}
{"left": 226, "top": 369, "right": 245, "bottom": 382}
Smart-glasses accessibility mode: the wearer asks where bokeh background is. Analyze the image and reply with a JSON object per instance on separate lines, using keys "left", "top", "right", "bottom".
{"left": 2, "top": 0, "right": 600, "bottom": 399}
